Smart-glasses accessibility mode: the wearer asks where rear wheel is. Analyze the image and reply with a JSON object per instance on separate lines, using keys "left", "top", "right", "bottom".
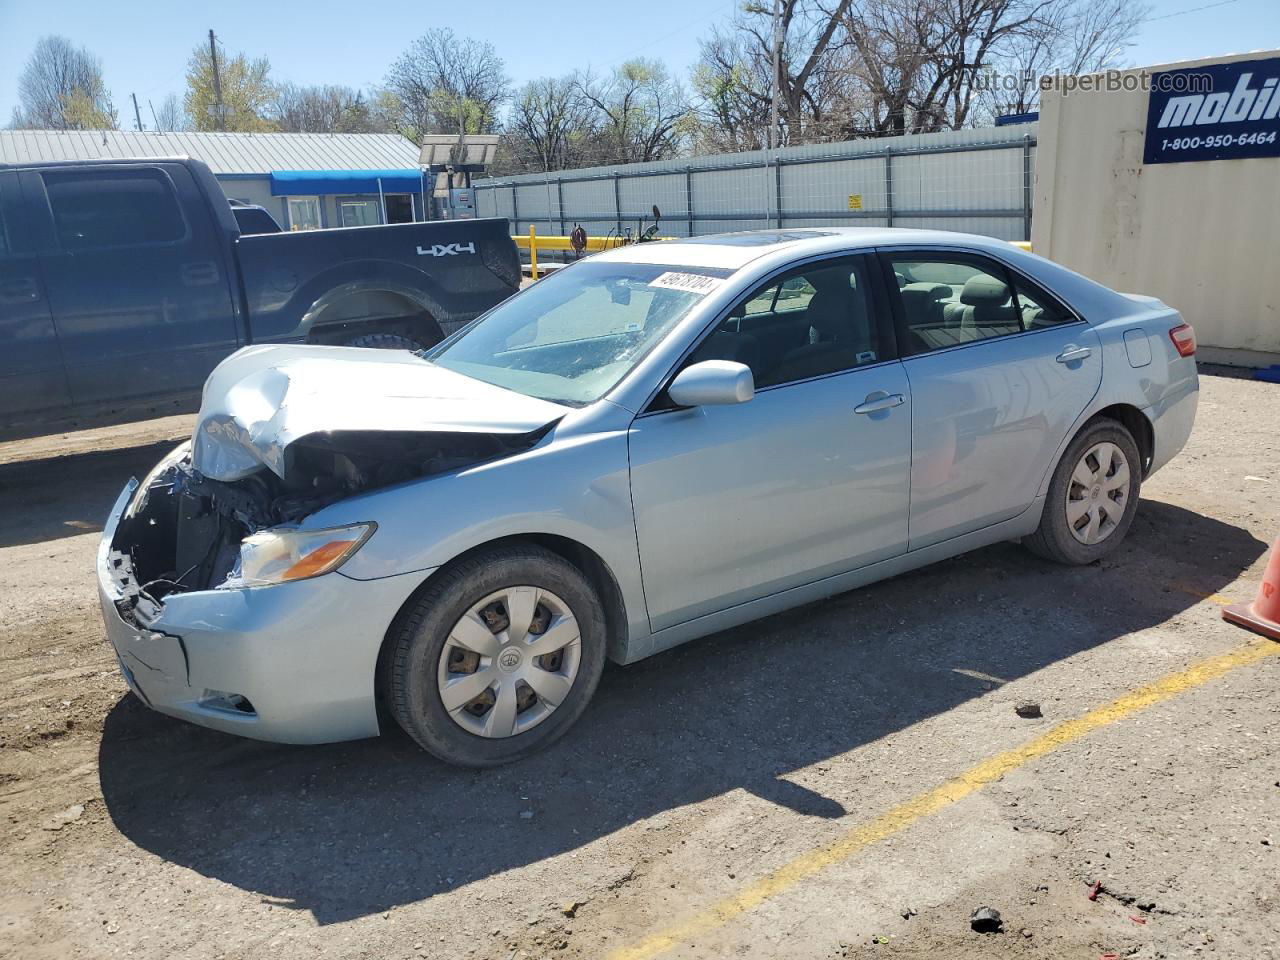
{"left": 386, "top": 544, "right": 606, "bottom": 766}
{"left": 1024, "top": 418, "right": 1142, "bottom": 565}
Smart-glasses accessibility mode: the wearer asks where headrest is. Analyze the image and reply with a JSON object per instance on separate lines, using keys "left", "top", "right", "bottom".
{"left": 960, "top": 274, "right": 1009, "bottom": 306}
{"left": 901, "top": 282, "right": 951, "bottom": 300}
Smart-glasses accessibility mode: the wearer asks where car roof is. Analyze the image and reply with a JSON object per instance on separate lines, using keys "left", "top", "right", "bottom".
{"left": 592, "top": 227, "right": 1023, "bottom": 270}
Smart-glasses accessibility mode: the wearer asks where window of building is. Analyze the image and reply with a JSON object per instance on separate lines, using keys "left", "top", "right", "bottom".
{"left": 384, "top": 194, "right": 414, "bottom": 223}
{"left": 43, "top": 169, "right": 185, "bottom": 250}
{"left": 286, "top": 196, "right": 323, "bottom": 231}
{"left": 339, "top": 199, "right": 382, "bottom": 227}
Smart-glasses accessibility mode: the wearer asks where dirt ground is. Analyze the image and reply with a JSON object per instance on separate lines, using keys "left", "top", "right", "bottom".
{"left": 1, "top": 369, "right": 1277, "bottom": 960}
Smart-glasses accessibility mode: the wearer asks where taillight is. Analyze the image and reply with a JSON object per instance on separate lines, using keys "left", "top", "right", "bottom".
{"left": 1169, "top": 323, "right": 1196, "bottom": 357}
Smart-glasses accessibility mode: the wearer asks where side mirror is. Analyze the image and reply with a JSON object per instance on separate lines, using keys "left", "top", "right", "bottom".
{"left": 667, "top": 360, "right": 754, "bottom": 407}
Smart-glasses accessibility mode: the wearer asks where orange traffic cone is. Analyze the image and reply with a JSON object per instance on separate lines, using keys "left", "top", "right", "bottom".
{"left": 1223, "top": 536, "right": 1280, "bottom": 641}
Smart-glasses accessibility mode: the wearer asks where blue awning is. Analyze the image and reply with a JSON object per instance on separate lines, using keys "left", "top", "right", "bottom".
{"left": 270, "top": 169, "right": 424, "bottom": 196}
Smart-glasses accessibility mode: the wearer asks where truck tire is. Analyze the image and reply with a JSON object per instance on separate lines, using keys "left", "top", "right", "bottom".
{"left": 1023, "top": 417, "right": 1142, "bottom": 565}
{"left": 386, "top": 543, "right": 607, "bottom": 767}
{"left": 341, "top": 332, "right": 425, "bottom": 351}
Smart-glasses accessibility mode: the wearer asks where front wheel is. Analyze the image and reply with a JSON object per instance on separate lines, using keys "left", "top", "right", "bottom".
{"left": 386, "top": 544, "right": 607, "bottom": 767}
{"left": 1024, "top": 418, "right": 1142, "bottom": 565}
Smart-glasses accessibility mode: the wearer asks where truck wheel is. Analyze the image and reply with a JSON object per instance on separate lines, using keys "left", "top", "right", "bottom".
{"left": 342, "top": 332, "right": 425, "bottom": 350}
{"left": 1024, "top": 417, "right": 1142, "bottom": 565}
{"left": 386, "top": 544, "right": 607, "bottom": 767}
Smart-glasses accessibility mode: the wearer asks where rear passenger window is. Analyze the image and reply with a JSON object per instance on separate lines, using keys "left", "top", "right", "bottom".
{"left": 890, "top": 255, "right": 1079, "bottom": 354}
{"left": 687, "top": 257, "right": 882, "bottom": 389}
{"left": 1011, "top": 278, "right": 1075, "bottom": 329}
{"left": 890, "top": 256, "right": 1020, "bottom": 354}
{"left": 44, "top": 169, "right": 185, "bottom": 251}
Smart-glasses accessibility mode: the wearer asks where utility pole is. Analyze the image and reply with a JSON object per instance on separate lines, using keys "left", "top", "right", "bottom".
{"left": 131, "top": 93, "right": 144, "bottom": 131}
{"left": 148, "top": 99, "right": 159, "bottom": 131}
{"left": 769, "top": 0, "right": 782, "bottom": 151}
{"left": 208, "top": 29, "right": 224, "bottom": 130}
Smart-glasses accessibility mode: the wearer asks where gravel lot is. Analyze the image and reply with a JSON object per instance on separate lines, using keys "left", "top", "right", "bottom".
{"left": 1, "top": 368, "right": 1277, "bottom": 960}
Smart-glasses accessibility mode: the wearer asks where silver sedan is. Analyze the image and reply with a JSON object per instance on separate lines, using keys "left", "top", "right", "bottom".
{"left": 98, "top": 229, "right": 1199, "bottom": 765}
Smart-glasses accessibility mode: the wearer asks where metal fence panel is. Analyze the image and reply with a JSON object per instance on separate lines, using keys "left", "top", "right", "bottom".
{"left": 560, "top": 178, "right": 616, "bottom": 222}
{"left": 780, "top": 157, "right": 886, "bottom": 219}
{"left": 691, "top": 165, "right": 776, "bottom": 221}
{"left": 476, "top": 123, "right": 1038, "bottom": 245}
{"left": 620, "top": 172, "right": 687, "bottom": 220}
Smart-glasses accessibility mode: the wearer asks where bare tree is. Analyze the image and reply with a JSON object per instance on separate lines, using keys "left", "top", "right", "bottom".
{"left": 979, "top": 0, "right": 1149, "bottom": 118}
{"left": 577, "top": 59, "right": 692, "bottom": 164}
{"left": 691, "top": 30, "right": 773, "bottom": 152}
{"left": 272, "top": 83, "right": 380, "bottom": 133}
{"left": 690, "top": 1, "right": 856, "bottom": 148}
{"left": 385, "top": 29, "right": 509, "bottom": 141}
{"left": 151, "top": 93, "right": 187, "bottom": 132}
{"left": 694, "top": 0, "right": 1147, "bottom": 144}
{"left": 502, "top": 76, "right": 598, "bottom": 172}
{"left": 11, "top": 35, "right": 116, "bottom": 129}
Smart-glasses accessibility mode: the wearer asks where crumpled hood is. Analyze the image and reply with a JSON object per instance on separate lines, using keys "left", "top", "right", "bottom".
{"left": 192, "top": 344, "right": 569, "bottom": 481}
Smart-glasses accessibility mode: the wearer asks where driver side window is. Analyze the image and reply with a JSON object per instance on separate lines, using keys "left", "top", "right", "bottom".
{"left": 687, "top": 257, "right": 882, "bottom": 389}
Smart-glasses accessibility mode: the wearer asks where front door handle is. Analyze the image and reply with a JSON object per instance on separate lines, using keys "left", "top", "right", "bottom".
{"left": 1056, "top": 345, "right": 1092, "bottom": 364}
{"left": 854, "top": 392, "right": 905, "bottom": 415}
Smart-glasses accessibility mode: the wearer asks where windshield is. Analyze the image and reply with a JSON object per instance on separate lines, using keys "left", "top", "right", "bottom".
{"left": 425, "top": 261, "right": 732, "bottom": 405}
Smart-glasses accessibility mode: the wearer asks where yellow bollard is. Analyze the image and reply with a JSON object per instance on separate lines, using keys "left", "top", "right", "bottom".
{"left": 529, "top": 225, "right": 538, "bottom": 281}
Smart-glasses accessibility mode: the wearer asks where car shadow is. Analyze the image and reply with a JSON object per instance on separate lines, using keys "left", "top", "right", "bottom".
{"left": 0, "top": 440, "right": 180, "bottom": 548}
{"left": 97, "top": 499, "right": 1265, "bottom": 925}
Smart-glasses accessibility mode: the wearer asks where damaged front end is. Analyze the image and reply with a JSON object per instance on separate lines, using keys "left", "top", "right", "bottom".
{"left": 106, "top": 425, "right": 551, "bottom": 624}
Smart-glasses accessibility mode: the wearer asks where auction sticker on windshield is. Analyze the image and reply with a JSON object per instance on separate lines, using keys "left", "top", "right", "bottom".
{"left": 650, "top": 272, "right": 725, "bottom": 295}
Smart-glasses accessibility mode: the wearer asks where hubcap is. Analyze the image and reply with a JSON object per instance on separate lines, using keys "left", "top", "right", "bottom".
{"left": 436, "top": 586, "right": 581, "bottom": 739}
{"left": 1066, "top": 441, "right": 1131, "bottom": 545}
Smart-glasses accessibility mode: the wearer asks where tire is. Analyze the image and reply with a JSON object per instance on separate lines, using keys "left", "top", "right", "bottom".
{"left": 342, "top": 332, "right": 426, "bottom": 351}
{"left": 1024, "top": 417, "right": 1143, "bottom": 565}
{"left": 386, "top": 544, "right": 607, "bottom": 767}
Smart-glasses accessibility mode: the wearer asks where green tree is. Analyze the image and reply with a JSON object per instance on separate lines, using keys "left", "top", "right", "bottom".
{"left": 185, "top": 42, "right": 275, "bottom": 132}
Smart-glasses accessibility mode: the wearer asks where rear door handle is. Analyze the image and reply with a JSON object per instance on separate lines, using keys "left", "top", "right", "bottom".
{"left": 1056, "top": 345, "right": 1092, "bottom": 363}
{"left": 854, "top": 392, "right": 905, "bottom": 415}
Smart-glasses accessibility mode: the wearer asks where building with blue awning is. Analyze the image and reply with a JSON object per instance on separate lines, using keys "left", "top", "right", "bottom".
{"left": 0, "top": 129, "right": 430, "bottom": 231}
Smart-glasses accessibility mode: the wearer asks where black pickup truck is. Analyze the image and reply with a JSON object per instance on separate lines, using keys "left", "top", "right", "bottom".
{"left": 0, "top": 157, "right": 520, "bottom": 439}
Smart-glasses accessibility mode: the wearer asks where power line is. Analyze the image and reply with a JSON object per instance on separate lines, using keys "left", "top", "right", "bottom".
{"left": 1141, "top": 0, "right": 1240, "bottom": 22}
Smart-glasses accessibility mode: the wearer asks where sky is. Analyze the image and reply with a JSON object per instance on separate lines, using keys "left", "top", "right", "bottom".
{"left": 0, "top": 0, "right": 1277, "bottom": 126}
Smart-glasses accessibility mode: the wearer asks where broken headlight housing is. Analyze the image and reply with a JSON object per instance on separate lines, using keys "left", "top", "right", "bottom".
{"left": 219, "top": 523, "right": 376, "bottom": 589}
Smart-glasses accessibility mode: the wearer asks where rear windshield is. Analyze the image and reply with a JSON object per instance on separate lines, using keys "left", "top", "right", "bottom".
{"left": 426, "top": 261, "right": 733, "bottom": 405}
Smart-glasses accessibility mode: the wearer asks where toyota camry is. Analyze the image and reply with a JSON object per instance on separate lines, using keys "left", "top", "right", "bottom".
{"left": 98, "top": 228, "right": 1198, "bottom": 766}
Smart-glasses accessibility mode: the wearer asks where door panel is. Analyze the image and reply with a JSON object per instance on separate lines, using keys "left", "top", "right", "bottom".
{"left": 0, "top": 171, "right": 70, "bottom": 421}
{"left": 32, "top": 163, "right": 238, "bottom": 408}
{"left": 629, "top": 363, "right": 912, "bottom": 632}
{"left": 902, "top": 324, "right": 1101, "bottom": 548}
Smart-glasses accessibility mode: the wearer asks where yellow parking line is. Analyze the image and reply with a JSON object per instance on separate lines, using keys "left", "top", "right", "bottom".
{"left": 608, "top": 640, "right": 1280, "bottom": 960}
{"left": 1173, "top": 584, "right": 1233, "bottom": 606}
